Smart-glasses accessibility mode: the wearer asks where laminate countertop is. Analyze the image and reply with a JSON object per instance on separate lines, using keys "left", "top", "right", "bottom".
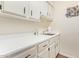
{"left": 0, "top": 32, "right": 59, "bottom": 57}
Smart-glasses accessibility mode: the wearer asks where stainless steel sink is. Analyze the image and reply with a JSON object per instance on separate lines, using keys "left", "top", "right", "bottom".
{"left": 43, "top": 33, "right": 55, "bottom": 35}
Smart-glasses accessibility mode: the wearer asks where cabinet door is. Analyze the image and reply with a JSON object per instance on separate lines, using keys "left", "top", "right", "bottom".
{"left": 55, "top": 35, "right": 60, "bottom": 56}
{"left": 48, "top": 4, "right": 54, "bottom": 20}
{"left": 40, "top": 2, "right": 48, "bottom": 17}
{"left": 29, "top": 1, "right": 40, "bottom": 21}
{"left": 2, "top": 1, "right": 26, "bottom": 17}
{"left": 49, "top": 43, "right": 56, "bottom": 58}
{"left": 38, "top": 48, "right": 49, "bottom": 58}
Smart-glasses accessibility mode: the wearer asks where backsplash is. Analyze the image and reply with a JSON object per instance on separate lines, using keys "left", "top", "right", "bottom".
{"left": 0, "top": 15, "right": 53, "bottom": 34}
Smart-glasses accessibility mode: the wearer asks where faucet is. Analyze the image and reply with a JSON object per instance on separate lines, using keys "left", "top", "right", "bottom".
{"left": 34, "top": 31, "right": 38, "bottom": 35}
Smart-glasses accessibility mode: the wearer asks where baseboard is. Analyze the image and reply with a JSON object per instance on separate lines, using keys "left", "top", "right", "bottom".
{"left": 59, "top": 51, "right": 75, "bottom": 58}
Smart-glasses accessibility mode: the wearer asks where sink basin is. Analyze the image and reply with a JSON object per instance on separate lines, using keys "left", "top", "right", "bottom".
{"left": 43, "top": 33, "right": 55, "bottom": 35}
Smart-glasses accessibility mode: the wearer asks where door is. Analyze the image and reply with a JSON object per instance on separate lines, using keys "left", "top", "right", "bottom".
{"left": 49, "top": 43, "right": 56, "bottom": 58}
{"left": 29, "top": 1, "right": 40, "bottom": 21}
{"left": 38, "top": 48, "right": 49, "bottom": 58}
{"left": 2, "top": 1, "right": 26, "bottom": 17}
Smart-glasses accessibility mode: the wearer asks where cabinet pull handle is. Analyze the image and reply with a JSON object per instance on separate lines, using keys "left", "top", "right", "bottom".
{"left": 48, "top": 48, "right": 50, "bottom": 51}
{"left": 25, "top": 54, "right": 31, "bottom": 58}
{"left": 43, "top": 44, "right": 47, "bottom": 47}
{"left": 40, "top": 11, "right": 41, "bottom": 15}
{"left": 24, "top": 7, "right": 25, "bottom": 14}
{"left": 0, "top": 5, "right": 2, "bottom": 9}
{"left": 31, "top": 10, "right": 32, "bottom": 16}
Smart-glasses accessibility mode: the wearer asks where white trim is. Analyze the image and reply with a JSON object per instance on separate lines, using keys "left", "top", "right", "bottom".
{"left": 59, "top": 51, "right": 75, "bottom": 58}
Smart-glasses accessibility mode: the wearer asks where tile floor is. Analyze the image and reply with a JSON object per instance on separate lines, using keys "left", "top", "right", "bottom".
{"left": 56, "top": 53, "right": 68, "bottom": 58}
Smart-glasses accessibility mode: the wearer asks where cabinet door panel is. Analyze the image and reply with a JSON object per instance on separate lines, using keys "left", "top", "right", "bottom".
{"left": 40, "top": 2, "right": 48, "bottom": 16}
{"left": 2, "top": 1, "right": 26, "bottom": 17}
{"left": 48, "top": 4, "right": 54, "bottom": 20}
{"left": 49, "top": 43, "right": 56, "bottom": 58}
{"left": 38, "top": 48, "right": 49, "bottom": 58}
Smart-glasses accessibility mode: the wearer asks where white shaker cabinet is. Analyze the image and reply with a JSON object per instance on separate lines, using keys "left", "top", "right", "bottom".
{"left": 0, "top": 33, "right": 60, "bottom": 58}
{"left": 49, "top": 34, "right": 60, "bottom": 58}
{"left": 2, "top": 1, "right": 27, "bottom": 17}
{"left": 0, "top": 1, "right": 54, "bottom": 22}
{"left": 28, "top": 1, "right": 41, "bottom": 22}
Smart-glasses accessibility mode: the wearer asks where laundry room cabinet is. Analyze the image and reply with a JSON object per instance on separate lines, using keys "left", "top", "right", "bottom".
{"left": 0, "top": 1, "right": 54, "bottom": 22}
{"left": 0, "top": 33, "right": 60, "bottom": 58}
{"left": 37, "top": 34, "right": 60, "bottom": 58}
{"left": 1, "top": 1, "right": 27, "bottom": 17}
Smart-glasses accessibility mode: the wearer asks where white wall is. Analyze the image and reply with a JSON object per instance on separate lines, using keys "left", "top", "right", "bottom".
{"left": 53, "top": 1, "right": 79, "bottom": 57}
{"left": 0, "top": 14, "right": 51, "bottom": 34}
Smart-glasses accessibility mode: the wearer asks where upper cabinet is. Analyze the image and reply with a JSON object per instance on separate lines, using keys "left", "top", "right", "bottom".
{"left": 0, "top": 1, "right": 54, "bottom": 22}
{"left": 28, "top": 1, "right": 41, "bottom": 22}
{"left": 2, "top": 1, "right": 27, "bottom": 17}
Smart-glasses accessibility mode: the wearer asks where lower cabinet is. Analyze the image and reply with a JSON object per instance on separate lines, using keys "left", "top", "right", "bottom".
{"left": 37, "top": 34, "right": 60, "bottom": 58}
{"left": 12, "top": 34, "right": 60, "bottom": 58}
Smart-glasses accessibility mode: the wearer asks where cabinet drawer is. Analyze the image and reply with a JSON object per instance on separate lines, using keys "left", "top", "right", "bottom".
{"left": 14, "top": 46, "right": 37, "bottom": 58}
{"left": 38, "top": 40, "right": 49, "bottom": 53}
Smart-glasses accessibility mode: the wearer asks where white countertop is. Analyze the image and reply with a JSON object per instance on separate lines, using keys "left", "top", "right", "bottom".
{"left": 0, "top": 32, "right": 59, "bottom": 57}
